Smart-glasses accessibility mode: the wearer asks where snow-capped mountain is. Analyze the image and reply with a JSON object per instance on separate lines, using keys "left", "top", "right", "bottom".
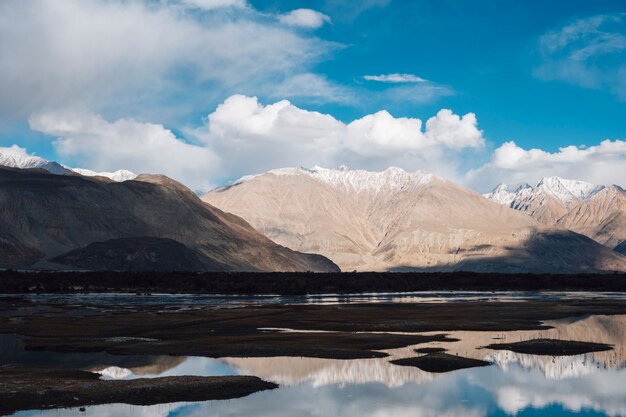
{"left": 72, "top": 168, "right": 138, "bottom": 182}
{"left": 218, "top": 165, "right": 435, "bottom": 193}
{"left": 484, "top": 177, "right": 605, "bottom": 211}
{"left": 203, "top": 166, "right": 626, "bottom": 273}
{"left": 0, "top": 145, "right": 72, "bottom": 175}
{"left": 0, "top": 145, "right": 136, "bottom": 182}
{"left": 485, "top": 177, "right": 624, "bottom": 249}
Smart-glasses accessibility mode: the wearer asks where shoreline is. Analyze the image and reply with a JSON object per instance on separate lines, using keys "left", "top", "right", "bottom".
{"left": 1, "top": 271, "right": 626, "bottom": 294}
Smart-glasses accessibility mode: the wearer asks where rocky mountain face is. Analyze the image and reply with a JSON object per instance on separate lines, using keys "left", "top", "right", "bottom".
{"left": 0, "top": 167, "right": 338, "bottom": 272}
{"left": 485, "top": 177, "right": 625, "bottom": 250}
{"left": 203, "top": 166, "right": 626, "bottom": 273}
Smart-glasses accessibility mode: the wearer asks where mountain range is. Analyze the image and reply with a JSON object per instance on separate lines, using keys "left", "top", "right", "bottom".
{"left": 203, "top": 166, "right": 626, "bottom": 273}
{"left": 0, "top": 147, "right": 624, "bottom": 273}
{"left": 484, "top": 177, "right": 625, "bottom": 252}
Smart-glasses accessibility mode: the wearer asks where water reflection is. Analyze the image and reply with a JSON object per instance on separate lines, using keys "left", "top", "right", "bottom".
{"left": 13, "top": 365, "right": 626, "bottom": 417}
{"left": 7, "top": 314, "right": 626, "bottom": 417}
{"left": 5, "top": 291, "right": 626, "bottom": 309}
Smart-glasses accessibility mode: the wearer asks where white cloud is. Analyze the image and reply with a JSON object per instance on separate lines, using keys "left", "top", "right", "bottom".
{"left": 0, "top": 0, "right": 333, "bottom": 120}
{"left": 182, "top": 0, "right": 247, "bottom": 10}
{"left": 364, "top": 74, "right": 427, "bottom": 83}
{"left": 278, "top": 9, "right": 331, "bottom": 29}
{"left": 27, "top": 95, "right": 486, "bottom": 191}
{"left": 28, "top": 111, "right": 220, "bottom": 191}
{"left": 534, "top": 13, "right": 626, "bottom": 98}
{"left": 466, "top": 140, "right": 626, "bottom": 191}
{"left": 198, "top": 95, "right": 485, "bottom": 183}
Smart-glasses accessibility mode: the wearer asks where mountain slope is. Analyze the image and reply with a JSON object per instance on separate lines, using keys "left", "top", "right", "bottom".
{"left": 555, "top": 186, "right": 626, "bottom": 249}
{"left": 203, "top": 167, "right": 626, "bottom": 273}
{"left": 0, "top": 167, "right": 338, "bottom": 272}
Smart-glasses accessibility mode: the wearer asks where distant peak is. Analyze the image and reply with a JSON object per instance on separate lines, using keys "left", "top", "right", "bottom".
{"left": 536, "top": 176, "right": 604, "bottom": 203}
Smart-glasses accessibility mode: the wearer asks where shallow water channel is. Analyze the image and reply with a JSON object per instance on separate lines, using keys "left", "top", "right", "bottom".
{"left": 4, "top": 293, "right": 626, "bottom": 417}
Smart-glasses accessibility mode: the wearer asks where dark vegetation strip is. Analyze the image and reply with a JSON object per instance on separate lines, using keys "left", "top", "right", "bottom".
{"left": 0, "top": 270, "right": 625, "bottom": 294}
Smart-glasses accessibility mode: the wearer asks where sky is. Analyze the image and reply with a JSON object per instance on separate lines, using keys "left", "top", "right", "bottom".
{"left": 0, "top": 0, "right": 625, "bottom": 192}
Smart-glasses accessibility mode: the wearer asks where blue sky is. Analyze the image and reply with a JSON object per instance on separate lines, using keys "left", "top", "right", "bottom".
{"left": 0, "top": 0, "right": 625, "bottom": 191}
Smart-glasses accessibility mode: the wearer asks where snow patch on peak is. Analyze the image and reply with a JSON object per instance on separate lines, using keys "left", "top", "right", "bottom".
{"left": 72, "top": 168, "right": 138, "bottom": 182}
{"left": 0, "top": 144, "right": 137, "bottom": 182}
{"left": 484, "top": 183, "right": 531, "bottom": 206}
{"left": 305, "top": 166, "right": 434, "bottom": 192}
{"left": 217, "top": 166, "right": 436, "bottom": 193}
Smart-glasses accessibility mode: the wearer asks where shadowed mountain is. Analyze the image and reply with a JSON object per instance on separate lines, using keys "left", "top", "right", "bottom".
{"left": 51, "top": 237, "right": 211, "bottom": 271}
{"left": 0, "top": 167, "right": 338, "bottom": 272}
{"left": 203, "top": 166, "right": 626, "bottom": 273}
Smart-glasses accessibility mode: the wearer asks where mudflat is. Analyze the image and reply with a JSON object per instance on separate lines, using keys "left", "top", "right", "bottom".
{"left": 484, "top": 338, "right": 614, "bottom": 356}
{"left": 0, "top": 367, "right": 277, "bottom": 415}
{"left": 390, "top": 353, "right": 492, "bottom": 373}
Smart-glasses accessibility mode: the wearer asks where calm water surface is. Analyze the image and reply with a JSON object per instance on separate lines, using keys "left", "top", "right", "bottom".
{"left": 5, "top": 293, "right": 626, "bottom": 417}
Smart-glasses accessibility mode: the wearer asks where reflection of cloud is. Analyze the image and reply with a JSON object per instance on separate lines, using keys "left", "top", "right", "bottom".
{"left": 480, "top": 365, "right": 626, "bottom": 416}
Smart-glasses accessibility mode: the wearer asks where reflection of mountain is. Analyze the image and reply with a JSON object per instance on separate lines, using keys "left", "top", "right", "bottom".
{"left": 223, "top": 356, "right": 433, "bottom": 387}
{"left": 225, "top": 315, "right": 626, "bottom": 386}
{"left": 90, "top": 356, "right": 187, "bottom": 379}
{"left": 47, "top": 365, "right": 626, "bottom": 417}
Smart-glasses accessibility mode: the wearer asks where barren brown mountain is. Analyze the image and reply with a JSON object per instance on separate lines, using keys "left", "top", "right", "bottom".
{"left": 203, "top": 167, "right": 626, "bottom": 273}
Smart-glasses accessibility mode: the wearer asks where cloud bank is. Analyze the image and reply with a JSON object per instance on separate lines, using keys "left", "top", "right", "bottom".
{"left": 466, "top": 140, "right": 626, "bottom": 189}
{"left": 0, "top": 0, "right": 334, "bottom": 119}
{"left": 28, "top": 95, "right": 486, "bottom": 191}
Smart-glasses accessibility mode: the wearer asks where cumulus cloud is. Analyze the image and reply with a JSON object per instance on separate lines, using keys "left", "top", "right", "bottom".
{"left": 466, "top": 140, "right": 626, "bottom": 191}
{"left": 198, "top": 95, "right": 484, "bottom": 183}
{"left": 28, "top": 111, "right": 220, "bottom": 191}
{"left": 0, "top": 0, "right": 333, "bottom": 120}
{"left": 364, "top": 74, "right": 427, "bottom": 83}
{"left": 534, "top": 13, "right": 626, "bottom": 98}
{"left": 278, "top": 9, "right": 331, "bottom": 29}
